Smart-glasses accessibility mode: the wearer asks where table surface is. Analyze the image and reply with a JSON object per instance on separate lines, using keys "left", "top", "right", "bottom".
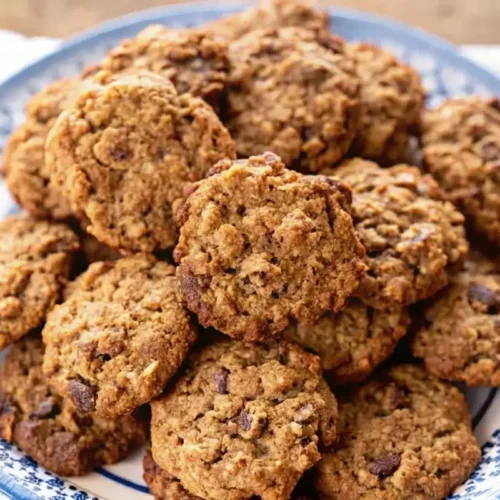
{"left": 1, "top": 0, "right": 500, "bottom": 43}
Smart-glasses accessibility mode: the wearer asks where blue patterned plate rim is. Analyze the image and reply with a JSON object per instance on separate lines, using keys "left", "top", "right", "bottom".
{"left": 2, "top": 1, "right": 500, "bottom": 101}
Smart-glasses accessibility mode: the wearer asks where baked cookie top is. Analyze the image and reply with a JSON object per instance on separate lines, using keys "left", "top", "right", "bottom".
{"left": 315, "top": 364, "right": 481, "bottom": 500}
{"left": 421, "top": 97, "right": 500, "bottom": 246}
{"left": 345, "top": 43, "right": 425, "bottom": 164}
{"left": 174, "top": 153, "right": 366, "bottom": 341}
{"left": 2, "top": 79, "right": 86, "bottom": 220}
{"left": 205, "top": 0, "right": 328, "bottom": 42}
{"left": 284, "top": 299, "right": 410, "bottom": 385}
{"left": 151, "top": 338, "right": 337, "bottom": 500}
{"left": 226, "top": 28, "right": 360, "bottom": 173}
{"left": 83, "top": 27, "right": 230, "bottom": 110}
{"left": 42, "top": 253, "right": 197, "bottom": 418}
{"left": 328, "top": 158, "right": 468, "bottom": 309}
{"left": 46, "top": 72, "right": 235, "bottom": 252}
{"left": 0, "top": 215, "right": 79, "bottom": 350}
{"left": 412, "top": 268, "right": 500, "bottom": 386}
{"left": 0, "top": 335, "right": 148, "bottom": 476}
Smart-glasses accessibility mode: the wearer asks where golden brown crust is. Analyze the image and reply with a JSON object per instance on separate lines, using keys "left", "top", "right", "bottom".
{"left": 174, "top": 153, "right": 366, "bottom": 341}
{"left": 46, "top": 72, "right": 236, "bottom": 252}
{"left": 151, "top": 338, "right": 337, "bottom": 500}
{"left": 0, "top": 215, "right": 79, "bottom": 350}
{"left": 42, "top": 253, "right": 197, "bottom": 418}
{"left": 0, "top": 335, "right": 148, "bottom": 476}
{"left": 315, "top": 365, "right": 481, "bottom": 500}
{"left": 327, "top": 158, "right": 469, "bottom": 309}
{"left": 226, "top": 28, "right": 360, "bottom": 172}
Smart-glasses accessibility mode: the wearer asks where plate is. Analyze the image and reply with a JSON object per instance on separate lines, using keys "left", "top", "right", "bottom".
{"left": 0, "top": 3, "right": 499, "bottom": 499}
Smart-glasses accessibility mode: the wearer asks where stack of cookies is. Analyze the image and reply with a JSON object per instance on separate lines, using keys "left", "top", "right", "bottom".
{"left": 2, "top": 0, "right": 499, "bottom": 498}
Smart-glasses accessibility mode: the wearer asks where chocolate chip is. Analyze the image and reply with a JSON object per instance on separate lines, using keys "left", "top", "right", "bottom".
{"left": 236, "top": 410, "right": 253, "bottom": 431}
{"left": 214, "top": 368, "right": 229, "bottom": 394}
{"left": 69, "top": 380, "right": 96, "bottom": 414}
{"left": 294, "top": 403, "right": 315, "bottom": 424}
{"left": 467, "top": 283, "right": 500, "bottom": 313}
{"left": 368, "top": 452, "right": 401, "bottom": 478}
{"left": 29, "top": 399, "right": 61, "bottom": 420}
{"left": 482, "top": 142, "right": 500, "bottom": 162}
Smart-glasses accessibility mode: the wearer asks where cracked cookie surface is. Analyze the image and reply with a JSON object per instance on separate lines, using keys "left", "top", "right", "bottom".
{"left": 2, "top": 79, "right": 86, "bottom": 220}
{"left": 412, "top": 264, "right": 500, "bottom": 386}
{"left": 174, "top": 153, "right": 366, "bottom": 341}
{"left": 0, "top": 334, "right": 148, "bottom": 476}
{"left": 226, "top": 28, "right": 360, "bottom": 172}
{"left": 83, "top": 27, "right": 230, "bottom": 110}
{"left": 151, "top": 338, "right": 337, "bottom": 500}
{"left": 284, "top": 299, "right": 410, "bottom": 385}
{"left": 421, "top": 97, "right": 500, "bottom": 246}
{"left": 46, "top": 72, "right": 235, "bottom": 252}
{"left": 0, "top": 215, "right": 79, "bottom": 350}
{"left": 315, "top": 364, "right": 480, "bottom": 500}
{"left": 326, "top": 158, "right": 468, "bottom": 310}
{"left": 42, "top": 253, "right": 197, "bottom": 418}
{"left": 345, "top": 43, "right": 425, "bottom": 164}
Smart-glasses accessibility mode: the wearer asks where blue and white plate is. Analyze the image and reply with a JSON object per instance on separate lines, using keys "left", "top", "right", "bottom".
{"left": 0, "top": 3, "right": 500, "bottom": 499}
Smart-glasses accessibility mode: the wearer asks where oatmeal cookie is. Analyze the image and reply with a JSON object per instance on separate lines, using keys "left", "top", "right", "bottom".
{"left": 46, "top": 72, "right": 235, "bottom": 252}
{"left": 205, "top": 0, "right": 328, "bottom": 42}
{"left": 0, "top": 215, "right": 79, "bottom": 350}
{"left": 315, "top": 364, "right": 481, "bottom": 500}
{"left": 42, "top": 253, "right": 197, "bottom": 418}
{"left": 411, "top": 267, "right": 500, "bottom": 386}
{"left": 327, "top": 158, "right": 468, "bottom": 309}
{"left": 2, "top": 79, "right": 87, "bottom": 220}
{"left": 151, "top": 338, "right": 337, "bottom": 500}
{"left": 83, "top": 27, "right": 229, "bottom": 110}
{"left": 0, "top": 335, "right": 148, "bottom": 476}
{"left": 226, "top": 28, "right": 360, "bottom": 172}
{"left": 284, "top": 299, "right": 410, "bottom": 384}
{"left": 174, "top": 153, "right": 366, "bottom": 341}
{"left": 345, "top": 43, "right": 425, "bottom": 164}
{"left": 421, "top": 97, "right": 500, "bottom": 246}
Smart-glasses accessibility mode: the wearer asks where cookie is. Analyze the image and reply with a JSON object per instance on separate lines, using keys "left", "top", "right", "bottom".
{"left": 46, "top": 72, "right": 236, "bottom": 252}
{"left": 151, "top": 338, "right": 338, "bottom": 500}
{"left": 226, "top": 28, "right": 360, "bottom": 172}
{"left": 0, "top": 215, "right": 79, "bottom": 351}
{"left": 205, "top": 0, "right": 328, "bottom": 42}
{"left": 174, "top": 153, "right": 366, "bottom": 341}
{"left": 315, "top": 364, "right": 481, "bottom": 500}
{"left": 2, "top": 79, "right": 87, "bottom": 220}
{"left": 411, "top": 266, "right": 500, "bottom": 386}
{"left": 327, "top": 158, "right": 468, "bottom": 309}
{"left": 284, "top": 299, "right": 410, "bottom": 384}
{"left": 0, "top": 335, "right": 148, "bottom": 476}
{"left": 421, "top": 97, "right": 500, "bottom": 246}
{"left": 42, "top": 253, "right": 197, "bottom": 418}
{"left": 83, "top": 27, "right": 229, "bottom": 110}
{"left": 345, "top": 43, "right": 425, "bottom": 164}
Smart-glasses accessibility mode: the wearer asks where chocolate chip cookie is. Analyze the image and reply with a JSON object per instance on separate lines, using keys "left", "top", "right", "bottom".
{"left": 2, "top": 79, "right": 87, "bottom": 220}
{"left": 226, "top": 28, "right": 360, "bottom": 172}
{"left": 0, "top": 215, "right": 79, "bottom": 351}
{"left": 174, "top": 153, "right": 366, "bottom": 341}
{"left": 284, "top": 299, "right": 410, "bottom": 385}
{"left": 151, "top": 338, "right": 337, "bottom": 500}
{"left": 315, "top": 364, "right": 481, "bottom": 500}
{"left": 345, "top": 43, "right": 425, "bottom": 164}
{"left": 83, "top": 27, "right": 229, "bottom": 110}
{"left": 46, "top": 72, "right": 236, "bottom": 252}
{"left": 0, "top": 334, "right": 148, "bottom": 476}
{"left": 421, "top": 97, "right": 500, "bottom": 246}
{"left": 205, "top": 0, "right": 328, "bottom": 42}
{"left": 411, "top": 265, "right": 500, "bottom": 386}
{"left": 42, "top": 253, "right": 197, "bottom": 418}
{"left": 327, "top": 158, "right": 468, "bottom": 310}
